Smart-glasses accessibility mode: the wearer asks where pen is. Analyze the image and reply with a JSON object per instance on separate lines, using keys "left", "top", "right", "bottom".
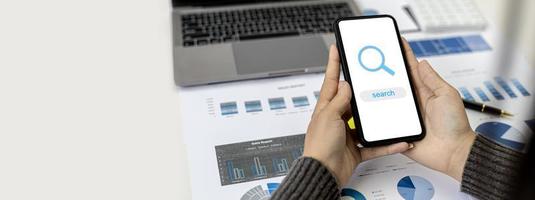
{"left": 462, "top": 99, "right": 513, "bottom": 117}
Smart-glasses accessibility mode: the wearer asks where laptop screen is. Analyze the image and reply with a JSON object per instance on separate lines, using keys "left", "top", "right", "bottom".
{"left": 173, "top": 0, "right": 305, "bottom": 7}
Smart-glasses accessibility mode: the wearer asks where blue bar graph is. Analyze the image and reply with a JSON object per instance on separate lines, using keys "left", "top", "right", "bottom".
{"left": 291, "top": 147, "right": 303, "bottom": 160}
{"left": 292, "top": 96, "right": 310, "bottom": 107}
{"left": 441, "top": 37, "right": 471, "bottom": 53}
{"left": 251, "top": 157, "right": 267, "bottom": 177}
{"left": 244, "top": 100, "right": 262, "bottom": 113}
{"left": 268, "top": 97, "right": 286, "bottom": 110}
{"left": 220, "top": 102, "right": 238, "bottom": 115}
{"left": 226, "top": 161, "right": 245, "bottom": 181}
{"left": 409, "top": 42, "right": 423, "bottom": 57}
{"left": 494, "top": 77, "right": 517, "bottom": 98}
{"left": 458, "top": 77, "right": 530, "bottom": 102}
{"left": 484, "top": 81, "right": 505, "bottom": 100}
{"left": 463, "top": 35, "right": 492, "bottom": 51}
{"left": 511, "top": 79, "right": 531, "bottom": 96}
{"left": 409, "top": 35, "right": 491, "bottom": 57}
{"left": 227, "top": 161, "right": 234, "bottom": 180}
{"left": 459, "top": 87, "right": 475, "bottom": 101}
{"left": 216, "top": 134, "right": 305, "bottom": 186}
{"left": 272, "top": 158, "right": 289, "bottom": 173}
{"left": 474, "top": 87, "right": 490, "bottom": 102}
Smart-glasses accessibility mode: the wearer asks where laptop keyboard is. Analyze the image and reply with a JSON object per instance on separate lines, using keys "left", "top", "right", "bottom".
{"left": 181, "top": 3, "right": 354, "bottom": 47}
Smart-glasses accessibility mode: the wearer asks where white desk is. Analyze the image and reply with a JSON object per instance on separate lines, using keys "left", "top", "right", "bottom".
{"left": 0, "top": 0, "right": 532, "bottom": 199}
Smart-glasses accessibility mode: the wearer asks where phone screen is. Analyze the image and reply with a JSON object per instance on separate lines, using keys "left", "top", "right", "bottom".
{"left": 336, "top": 16, "right": 423, "bottom": 143}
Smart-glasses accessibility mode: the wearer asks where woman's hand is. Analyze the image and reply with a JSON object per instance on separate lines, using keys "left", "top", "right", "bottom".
{"left": 303, "top": 45, "right": 411, "bottom": 186}
{"left": 400, "top": 39, "right": 476, "bottom": 181}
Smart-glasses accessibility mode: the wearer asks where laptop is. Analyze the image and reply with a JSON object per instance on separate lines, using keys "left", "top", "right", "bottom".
{"left": 172, "top": 0, "right": 360, "bottom": 86}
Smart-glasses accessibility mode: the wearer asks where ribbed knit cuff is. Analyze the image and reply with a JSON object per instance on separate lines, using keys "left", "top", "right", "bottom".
{"left": 461, "top": 135, "right": 524, "bottom": 200}
{"left": 270, "top": 157, "right": 340, "bottom": 200}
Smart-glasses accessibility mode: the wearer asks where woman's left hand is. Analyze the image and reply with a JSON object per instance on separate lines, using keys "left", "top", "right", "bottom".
{"left": 303, "top": 45, "right": 412, "bottom": 186}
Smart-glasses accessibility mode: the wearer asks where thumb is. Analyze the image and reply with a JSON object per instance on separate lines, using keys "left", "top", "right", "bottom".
{"left": 360, "top": 142, "right": 412, "bottom": 161}
{"left": 418, "top": 60, "right": 450, "bottom": 95}
{"left": 324, "top": 81, "right": 352, "bottom": 116}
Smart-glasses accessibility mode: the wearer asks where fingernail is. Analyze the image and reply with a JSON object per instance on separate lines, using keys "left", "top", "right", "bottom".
{"left": 408, "top": 143, "right": 415, "bottom": 149}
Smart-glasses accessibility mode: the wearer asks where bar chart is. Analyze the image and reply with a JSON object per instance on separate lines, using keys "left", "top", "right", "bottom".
{"left": 245, "top": 100, "right": 263, "bottom": 113}
{"left": 512, "top": 79, "right": 531, "bottom": 96}
{"left": 216, "top": 134, "right": 305, "bottom": 185}
{"left": 217, "top": 92, "right": 318, "bottom": 116}
{"left": 291, "top": 96, "right": 310, "bottom": 107}
{"left": 458, "top": 77, "right": 530, "bottom": 102}
{"left": 268, "top": 97, "right": 286, "bottom": 110}
{"left": 408, "top": 35, "right": 491, "bottom": 57}
{"left": 459, "top": 87, "right": 475, "bottom": 101}
{"left": 474, "top": 87, "right": 490, "bottom": 102}
{"left": 220, "top": 102, "right": 238, "bottom": 115}
{"left": 272, "top": 158, "right": 289, "bottom": 173}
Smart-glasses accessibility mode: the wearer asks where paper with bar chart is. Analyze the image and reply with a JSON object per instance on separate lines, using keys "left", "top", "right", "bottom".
{"left": 215, "top": 134, "right": 304, "bottom": 186}
{"left": 179, "top": 73, "right": 323, "bottom": 145}
{"left": 179, "top": 73, "right": 323, "bottom": 199}
{"left": 409, "top": 33, "right": 535, "bottom": 153}
{"left": 180, "top": 29, "right": 534, "bottom": 199}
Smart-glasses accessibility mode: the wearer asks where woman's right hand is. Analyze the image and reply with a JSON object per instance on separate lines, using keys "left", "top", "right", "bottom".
{"left": 401, "top": 38, "right": 476, "bottom": 181}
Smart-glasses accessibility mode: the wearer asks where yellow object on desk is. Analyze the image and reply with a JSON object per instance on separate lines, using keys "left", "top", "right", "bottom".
{"left": 348, "top": 117, "right": 356, "bottom": 130}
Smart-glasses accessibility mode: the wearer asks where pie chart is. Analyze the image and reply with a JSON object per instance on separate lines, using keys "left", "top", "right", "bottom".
{"left": 397, "top": 176, "right": 434, "bottom": 200}
{"left": 475, "top": 122, "right": 525, "bottom": 151}
{"left": 341, "top": 188, "right": 366, "bottom": 200}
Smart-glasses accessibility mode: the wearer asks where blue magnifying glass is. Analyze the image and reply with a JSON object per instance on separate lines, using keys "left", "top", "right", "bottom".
{"left": 358, "top": 45, "right": 395, "bottom": 76}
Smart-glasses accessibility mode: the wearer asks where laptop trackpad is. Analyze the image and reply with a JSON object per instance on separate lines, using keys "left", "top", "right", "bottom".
{"left": 232, "top": 36, "right": 328, "bottom": 75}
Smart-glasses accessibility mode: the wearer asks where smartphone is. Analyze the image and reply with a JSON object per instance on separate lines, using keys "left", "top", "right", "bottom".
{"left": 333, "top": 15, "right": 425, "bottom": 146}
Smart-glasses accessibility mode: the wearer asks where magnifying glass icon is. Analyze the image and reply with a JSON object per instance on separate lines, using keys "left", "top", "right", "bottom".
{"left": 358, "top": 45, "right": 395, "bottom": 76}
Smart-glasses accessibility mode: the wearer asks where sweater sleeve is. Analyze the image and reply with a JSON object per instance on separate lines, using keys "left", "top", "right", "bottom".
{"left": 270, "top": 157, "right": 340, "bottom": 200}
{"left": 461, "top": 135, "right": 525, "bottom": 200}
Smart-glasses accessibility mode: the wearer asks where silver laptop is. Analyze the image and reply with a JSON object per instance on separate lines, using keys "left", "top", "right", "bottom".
{"left": 172, "top": 0, "right": 360, "bottom": 86}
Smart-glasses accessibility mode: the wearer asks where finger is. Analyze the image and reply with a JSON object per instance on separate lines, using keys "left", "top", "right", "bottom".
{"left": 360, "top": 142, "right": 411, "bottom": 161}
{"left": 315, "top": 45, "right": 341, "bottom": 112}
{"left": 402, "top": 38, "right": 423, "bottom": 88}
{"left": 323, "top": 81, "right": 352, "bottom": 116}
{"left": 418, "top": 60, "right": 453, "bottom": 96}
{"left": 401, "top": 39, "right": 432, "bottom": 113}
{"left": 341, "top": 102, "right": 352, "bottom": 120}
{"left": 402, "top": 38, "right": 432, "bottom": 99}
{"left": 402, "top": 38, "right": 419, "bottom": 69}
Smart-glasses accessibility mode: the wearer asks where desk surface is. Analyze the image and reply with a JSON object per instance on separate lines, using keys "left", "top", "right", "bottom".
{"left": 0, "top": 0, "right": 532, "bottom": 199}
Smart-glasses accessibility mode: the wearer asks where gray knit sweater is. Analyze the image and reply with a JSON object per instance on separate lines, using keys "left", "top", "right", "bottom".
{"left": 270, "top": 135, "right": 524, "bottom": 200}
